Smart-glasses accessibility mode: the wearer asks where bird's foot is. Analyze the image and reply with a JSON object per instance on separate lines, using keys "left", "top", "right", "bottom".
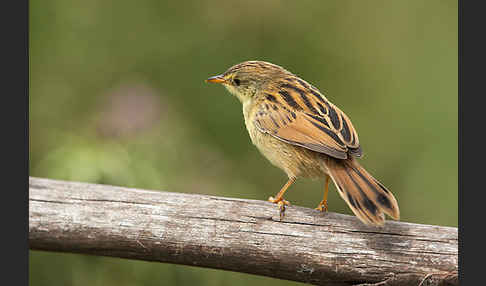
{"left": 268, "top": 196, "right": 290, "bottom": 221}
{"left": 315, "top": 200, "right": 328, "bottom": 212}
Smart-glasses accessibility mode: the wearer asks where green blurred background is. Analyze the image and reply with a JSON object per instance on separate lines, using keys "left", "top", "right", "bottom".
{"left": 29, "top": 0, "right": 457, "bottom": 285}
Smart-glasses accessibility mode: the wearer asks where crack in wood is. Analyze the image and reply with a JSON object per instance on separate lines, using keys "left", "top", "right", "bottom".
{"left": 238, "top": 229, "right": 309, "bottom": 238}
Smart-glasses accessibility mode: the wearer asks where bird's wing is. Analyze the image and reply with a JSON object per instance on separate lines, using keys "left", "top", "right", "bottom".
{"left": 253, "top": 78, "right": 361, "bottom": 159}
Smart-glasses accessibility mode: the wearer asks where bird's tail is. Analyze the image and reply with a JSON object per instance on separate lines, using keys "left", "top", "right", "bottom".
{"left": 325, "top": 157, "right": 400, "bottom": 226}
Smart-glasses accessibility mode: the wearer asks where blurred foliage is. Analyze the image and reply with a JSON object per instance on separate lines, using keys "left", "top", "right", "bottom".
{"left": 29, "top": 0, "right": 457, "bottom": 285}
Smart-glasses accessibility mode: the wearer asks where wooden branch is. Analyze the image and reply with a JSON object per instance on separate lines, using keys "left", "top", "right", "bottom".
{"left": 29, "top": 177, "right": 458, "bottom": 286}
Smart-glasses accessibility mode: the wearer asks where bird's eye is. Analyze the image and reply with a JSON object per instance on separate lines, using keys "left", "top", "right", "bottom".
{"left": 233, "top": 78, "right": 241, "bottom": 86}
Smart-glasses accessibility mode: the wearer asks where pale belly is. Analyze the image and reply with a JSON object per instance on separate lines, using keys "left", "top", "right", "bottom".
{"left": 245, "top": 118, "right": 328, "bottom": 179}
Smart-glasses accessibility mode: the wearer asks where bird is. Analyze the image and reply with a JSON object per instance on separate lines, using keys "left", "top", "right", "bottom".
{"left": 205, "top": 60, "right": 399, "bottom": 226}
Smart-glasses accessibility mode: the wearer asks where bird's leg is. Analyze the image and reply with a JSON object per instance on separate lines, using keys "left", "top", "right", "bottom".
{"left": 268, "top": 177, "right": 296, "bottom": 220}
{"left": 315, "top": 175, "right": 330, "bottom": 212}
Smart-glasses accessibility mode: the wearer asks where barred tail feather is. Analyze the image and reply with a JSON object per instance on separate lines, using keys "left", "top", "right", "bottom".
{"left": 325, "top": 157, "right": 400, "bottom": 226}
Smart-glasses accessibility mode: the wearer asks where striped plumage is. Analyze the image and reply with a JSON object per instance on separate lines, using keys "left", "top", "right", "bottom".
{"left": 206, "top": 60, "right": 399, "bottom": 226}
{"left": 253, "top": 74, "right": 362, "bottom": 160}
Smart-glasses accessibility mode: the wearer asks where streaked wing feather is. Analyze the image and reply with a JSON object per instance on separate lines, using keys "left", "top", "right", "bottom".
{"left": 254, "top": 108, "right": 348, "bottom": 159}
{"left": 253, "top": 77, "right": 362, "bottom": 159}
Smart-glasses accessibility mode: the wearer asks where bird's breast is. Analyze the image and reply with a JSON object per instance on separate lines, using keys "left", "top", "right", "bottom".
{"left": 242, "top": 103, "right": 328, "bottom": 179}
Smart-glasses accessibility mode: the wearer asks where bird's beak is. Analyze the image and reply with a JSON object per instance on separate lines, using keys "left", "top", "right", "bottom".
{"left": 205, "top": 74, "right": 226, "bottom": 84}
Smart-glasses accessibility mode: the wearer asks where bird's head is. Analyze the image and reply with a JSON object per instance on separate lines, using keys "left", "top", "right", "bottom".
{"left": 206, "top": 60, "right": 292, "bottom": 104}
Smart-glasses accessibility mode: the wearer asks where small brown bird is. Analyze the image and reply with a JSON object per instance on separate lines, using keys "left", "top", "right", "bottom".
{"left": 206, "top": 60, "right": 399, "bottom": 226}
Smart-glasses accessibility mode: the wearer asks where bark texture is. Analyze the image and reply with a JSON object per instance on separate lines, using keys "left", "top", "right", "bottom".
{"left": 29, "top": 177, "right": 458, "bottom": 285}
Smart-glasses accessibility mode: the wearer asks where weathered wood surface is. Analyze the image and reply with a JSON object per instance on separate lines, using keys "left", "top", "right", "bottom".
{"left": 29, "top": 177, "right": 458, "bottom": 286}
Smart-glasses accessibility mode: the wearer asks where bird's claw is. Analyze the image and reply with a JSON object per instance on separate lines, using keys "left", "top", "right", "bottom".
{"left": 315, "top": 201, "right": 328, "bottom": 212}
{"left": 268, "top": 196, "right": 290, "bottom": 221}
